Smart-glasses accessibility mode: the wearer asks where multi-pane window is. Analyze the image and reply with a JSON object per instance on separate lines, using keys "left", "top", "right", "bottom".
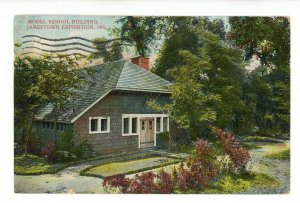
{"left": 123, "top": 117, "right": 138, "bottom": 135}
{"left": 89, "top": 117, "right": 110, "bottom": 134}
{"left": 43, "top": 122, "right": 65, "bottom": 131}
{"left": 155, "top": 116, "right": 169, "bottom": 132}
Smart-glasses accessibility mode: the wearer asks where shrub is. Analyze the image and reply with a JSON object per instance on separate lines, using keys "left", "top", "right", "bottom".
{"left": 57, "top": 130, "right": 77, "bottom": 152}
{"left": 55, "top": 130, "right": 96, "bottom": 162}
{"left": 103, "top": 128, "right": 250, "bottom": 194}
{"left": 103, "top": 139, "right": 217, "bottom": 194}
{"left": 54, "top": 150, "right": 77, "bottom": 162}
{"left": 73, "top": 142, "right": 96, "bottom": 159}
{"left": 41, "top": 142, "right": 55, "bottom": 163}
{"left": 212, "top": 127, "right": 250, "bottom": 172}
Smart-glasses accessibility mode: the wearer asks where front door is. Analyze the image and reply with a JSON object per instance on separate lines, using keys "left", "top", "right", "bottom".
{"left": 140, "top": 118, "right": 155, "bottom": 148}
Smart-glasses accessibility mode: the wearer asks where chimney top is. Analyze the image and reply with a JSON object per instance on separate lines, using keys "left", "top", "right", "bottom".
{"left": 130, "top": 56, "right": 149, "bottom": 71}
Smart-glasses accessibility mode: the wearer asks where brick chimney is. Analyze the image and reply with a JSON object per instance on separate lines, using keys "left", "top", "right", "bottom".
{"left": 130, "top": 56, "right": 149, "bottom": 70}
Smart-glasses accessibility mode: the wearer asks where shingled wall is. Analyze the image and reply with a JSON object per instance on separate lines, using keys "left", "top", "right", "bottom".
{"left": 73, "top": 90, "right": 170, "bottom": 155}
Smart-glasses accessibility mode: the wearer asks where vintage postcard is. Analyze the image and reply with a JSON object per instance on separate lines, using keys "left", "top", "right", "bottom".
{"left": 14, "top": 15, "right": 290, "bottom": 194}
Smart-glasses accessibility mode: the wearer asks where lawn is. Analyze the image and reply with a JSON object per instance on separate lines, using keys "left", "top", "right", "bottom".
{"left": 204, "top": 172, "right": 280, "bottom": 194}
{"left": 14, "top": 154, "right": 67, "bottom": 175}
{"left": 243, "top": 136, "right": 285, "bottom": 143}
{"left": 82, "top": 156, "right": 179, "bottom": 178}
{"left": 265, "top": 148, "right": 290, "bottom": 160}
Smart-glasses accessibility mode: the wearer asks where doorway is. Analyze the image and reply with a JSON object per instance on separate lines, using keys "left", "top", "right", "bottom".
{"left": 139, "top": 117, "right": 155, "bottom": 148}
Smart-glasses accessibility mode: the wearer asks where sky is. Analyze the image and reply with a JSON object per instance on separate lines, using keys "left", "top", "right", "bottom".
{"left": 14, "top": 15, "right": 230, "bottom": 67}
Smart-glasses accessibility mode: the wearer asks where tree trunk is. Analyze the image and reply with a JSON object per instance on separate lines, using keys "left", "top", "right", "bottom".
{"left": 24, "top": 112, "right": 35, "bottom": 155}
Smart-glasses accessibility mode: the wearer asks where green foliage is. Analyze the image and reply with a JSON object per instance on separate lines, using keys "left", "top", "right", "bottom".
{"left": 171, "top": 144, "right": 194, "bottom": 154}
{"left": 150, "top": 30, "right": 245, "bottom": 139}
{"left": 91, "top": 37, "right": 123, "bottom": 62}
{"left": 14, "top": 55, "right": 86, "bottom": 152}
{"left": 56, "top": 130, "right": 96, "bottom": 161}
{"left": 205, "top": 172, "right": 280, "bottom": 194}
{"left": 54, "top": 150, "right": 77, "bottom": 162}
{"left": 153, "top": 17, "right": 227, "bottom": 80}
{"left": 228, "top": 17, "right": 290, "bottom": 137}
{"left": 116, "top": 16, "right": 161, "bottom": 56}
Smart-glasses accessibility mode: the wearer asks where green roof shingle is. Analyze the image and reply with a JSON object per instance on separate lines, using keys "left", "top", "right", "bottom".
{"left": 35, "top": 59, "right": 171, "bottom": 123}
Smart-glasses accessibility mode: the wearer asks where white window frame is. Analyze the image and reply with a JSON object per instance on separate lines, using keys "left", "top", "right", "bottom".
{"left": 121, "top": 114, "right": 169, "bottom": 148}
{"left": 122, "top": 115, "right": 139, "bottom": 136}
{"left": 89, "top": 116, "right": 110, "bottom": 134}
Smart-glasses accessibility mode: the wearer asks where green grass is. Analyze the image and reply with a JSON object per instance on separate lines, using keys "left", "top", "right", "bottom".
{"left": 241, "top": 143, "right": 262, "bottom": 150}
{"left": 82, "top": 156, "right": 179, "bottom": 178}
{"left": 204, "top": 172, "right": 280, "bottom": 194}
{"left": 14, "top": 151, "right": 148, "bottom": 175}
{"left": 14, "top": 154, "right": 67, "bottom": 175}
{"left": 265, "top": 148, "right": 290, "bottom": 160}
{"left": 243, "top": 136, "right": 284, "bottom": 143}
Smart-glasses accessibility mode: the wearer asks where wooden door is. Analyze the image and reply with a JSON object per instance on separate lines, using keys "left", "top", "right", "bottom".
{"left": 140, "top": 118, "right": 154, "bottom": 148}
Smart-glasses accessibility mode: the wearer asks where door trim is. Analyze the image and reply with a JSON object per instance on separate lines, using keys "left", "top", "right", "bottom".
{"left": 121, "top": 114, "right": 169, "bottom": 148}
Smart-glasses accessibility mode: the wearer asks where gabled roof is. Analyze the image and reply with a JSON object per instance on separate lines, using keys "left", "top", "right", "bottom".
{"left": 35, "top": 59, "right": 171, "bottom": 123}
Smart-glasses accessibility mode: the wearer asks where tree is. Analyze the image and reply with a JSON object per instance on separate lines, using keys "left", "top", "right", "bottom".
{"left": 90, "top": 37, "right": 123, "bottom": 62}
{"left": 152, "top": 17, "right": 227, "bottom": 80}
{"left": 15, "top": 55, "right": 86, "bottom": 153}
{"left": 150, "top": 30, "right": 245, "bottom": 140}
{"left": 14, "top": 56, "right": 44, "bottom": 154}
{"left": 116, "top": 16, "right": 161, "bottom": 57}
{"left": 228, "top": 17, "right": 290, "bottom": 136}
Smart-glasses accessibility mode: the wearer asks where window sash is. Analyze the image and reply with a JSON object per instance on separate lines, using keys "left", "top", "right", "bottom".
{"left": 89, "top": 117, "right": 110, "bottom": 134}
{"left": 123, "top": 116, "right": 138, "bottom": 135}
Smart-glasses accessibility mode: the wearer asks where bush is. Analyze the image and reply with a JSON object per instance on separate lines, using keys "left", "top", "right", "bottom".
{"left": 54, "top": 150, "right": 77, "bottom": 162}
{"left": 55, "top": 130, "right": 96, "bottom": 162}
{"left": 103, "top": 139, "right": 217, "bottom": 193}
{"left": 103, "top": 127, "right": 250, "bottom": 194}
{"left": 212, "top": 127, "right": 250, "bottom": 172}
{"left": 41, "top": 142, "right": 55, "bottom": 163}
{"left": 156, "top": 132, "right": 169, "bottom": 149}
{"left": 73, "top": 142, "right": 96, "bottom": 159}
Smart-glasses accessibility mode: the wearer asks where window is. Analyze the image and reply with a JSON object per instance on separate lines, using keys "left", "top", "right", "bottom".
{"left": 141, "top": 120, "right": 145, "bottom": 130}
{"left": 132, "top": 118, "right": 137, "bottom": 133}
{"left": 89, "top": 117, "right": 110, "bottom": 134}
{"left": 90, "top": 118, "right": 98, "bottom": 132}
{"left": 163, "top": 117, "right": 169, "bottom": 132}
{"left": 149, "top": 120, "right": 153, "bottom": 130}
{"left": 123, "top": 116, "right": 138, "bottom": 135}
{"left": 101, "top": 119, "right": 108, "bottom": 131}
{"left": 156, "top": 117, "right": 161, "bottom": 132}
{"left": 123, "top": 118, "right": 129, "bottom": 134}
